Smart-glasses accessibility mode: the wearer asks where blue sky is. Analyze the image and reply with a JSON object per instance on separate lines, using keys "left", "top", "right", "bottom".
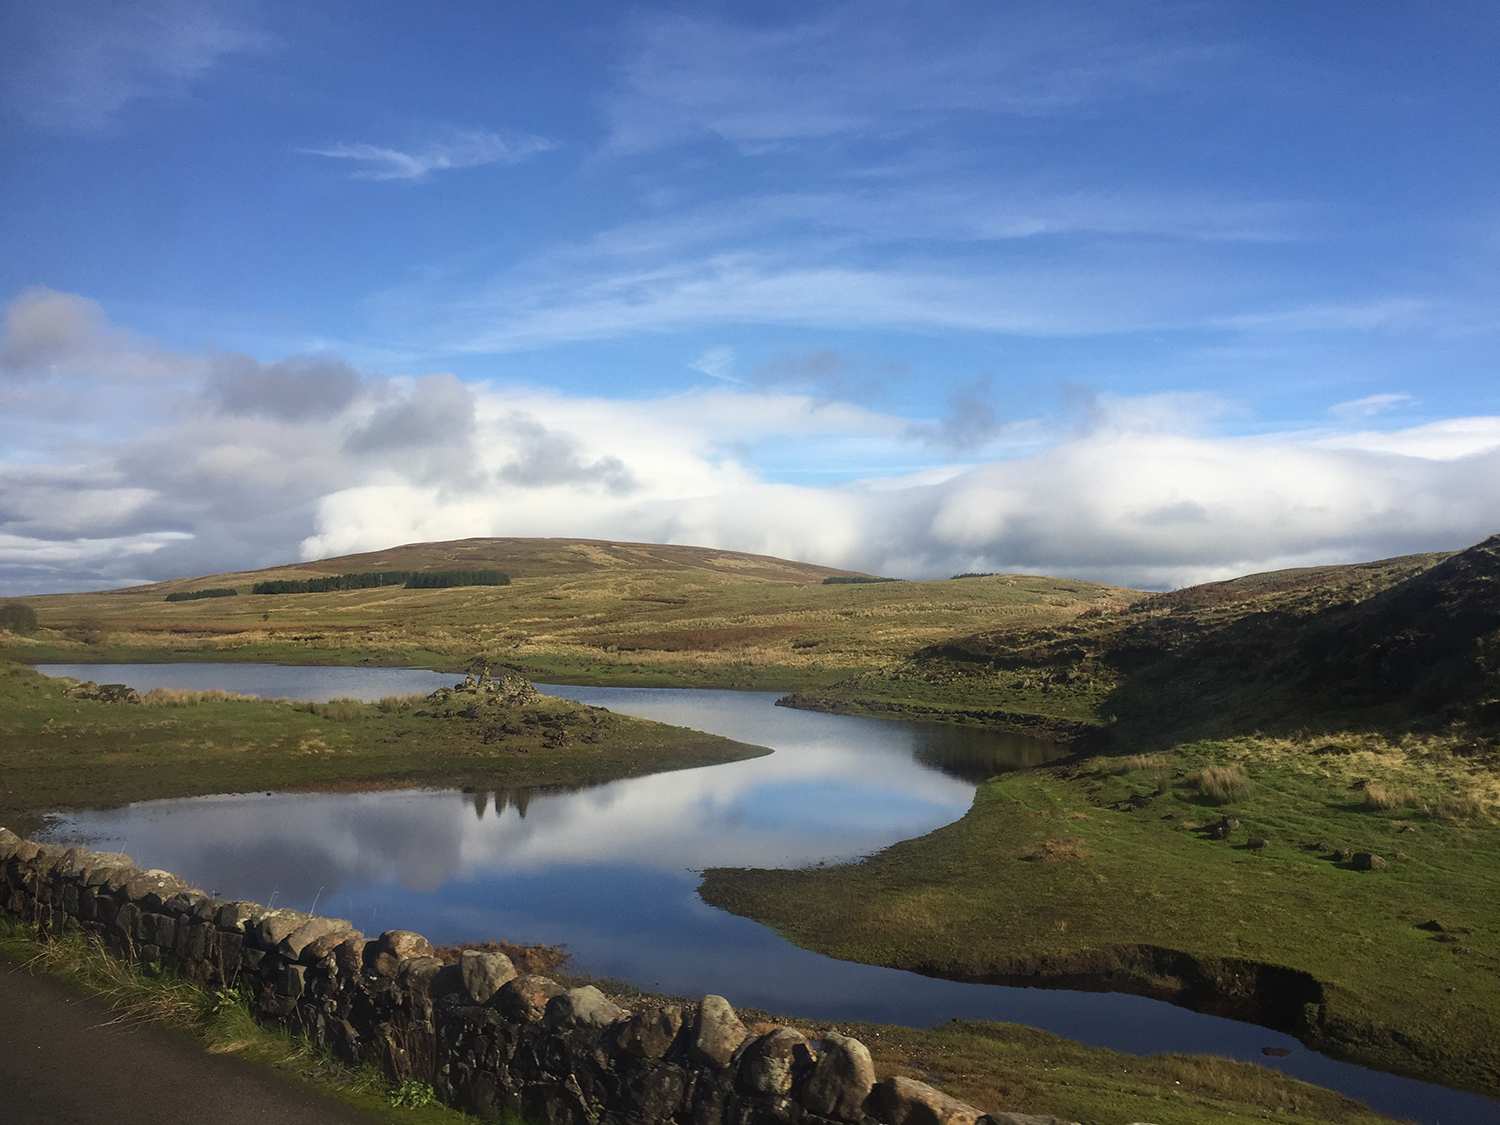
{"left": 3, "top": 1, "right": 1500, "bottom": 593}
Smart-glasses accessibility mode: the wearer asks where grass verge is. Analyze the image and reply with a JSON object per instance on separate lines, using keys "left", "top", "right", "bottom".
{"left": 0, "top": 916, "right": 473, "bottom": 1123}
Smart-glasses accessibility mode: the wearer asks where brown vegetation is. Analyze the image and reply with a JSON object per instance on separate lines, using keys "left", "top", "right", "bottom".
{"left": 1022, "top": 837, "right": 1088, "bottom": 862}
{"left": 1188, "top": 763, "right": 1253, "bottom": 804}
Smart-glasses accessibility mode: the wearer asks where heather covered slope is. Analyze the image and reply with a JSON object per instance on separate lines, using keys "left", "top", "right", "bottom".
{"left": 786, "top": 547, "right": 1471, "bottom": 742}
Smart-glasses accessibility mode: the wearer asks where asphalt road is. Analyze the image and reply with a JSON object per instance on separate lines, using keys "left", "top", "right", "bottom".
{"left": 0, "top": 955, "right": 384, "bottom": 1124}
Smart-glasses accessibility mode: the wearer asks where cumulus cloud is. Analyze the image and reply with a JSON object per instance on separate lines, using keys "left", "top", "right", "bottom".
{"left": 210, "top": 355, "right": 362, "bottom": 420}
{"left": 5, "top": 289, "right": 1500, "bottom": 595}
{"left": 303, "top": 129, "right": 554, "bottom": 181}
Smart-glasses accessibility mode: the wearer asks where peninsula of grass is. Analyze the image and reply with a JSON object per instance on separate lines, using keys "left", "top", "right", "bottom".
{"left": 0, "top": 661, "right": 766, "bottom": 837}
{"left": 700, "top": 735, "right": 1500, "bottom": 1097}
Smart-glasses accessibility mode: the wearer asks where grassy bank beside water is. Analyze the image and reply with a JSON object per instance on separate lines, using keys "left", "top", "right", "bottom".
{"left": 700, "top": 737, "right": 1500, "bottom": 1097}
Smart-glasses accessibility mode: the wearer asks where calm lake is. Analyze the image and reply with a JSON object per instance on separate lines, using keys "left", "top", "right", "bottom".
{"left": 34, "top": 663, "right": 1500, "bottom": 1124}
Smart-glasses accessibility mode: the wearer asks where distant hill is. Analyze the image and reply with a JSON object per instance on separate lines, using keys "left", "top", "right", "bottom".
{"left": 117, "top": 537, "right": 866, "bottom": 595}
{"left": 7, "top": 538, "right": 1138, "bottom": 690}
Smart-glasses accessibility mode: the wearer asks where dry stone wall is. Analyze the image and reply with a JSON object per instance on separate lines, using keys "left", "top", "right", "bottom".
{"left": 0, "top": 828, "right": 1075, "bottom": 1125}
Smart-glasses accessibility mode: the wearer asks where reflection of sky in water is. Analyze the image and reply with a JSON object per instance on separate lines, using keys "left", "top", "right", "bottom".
{"left": 35, "top": 670, "right": 1500, "bottom": 1125}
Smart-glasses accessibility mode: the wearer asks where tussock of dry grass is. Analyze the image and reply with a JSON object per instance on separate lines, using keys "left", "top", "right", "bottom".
{"left": 377, "top": 692, "right": 429, "bottom": 713}
{"left": 1106, "top": 753, "right": 1164, "bottom": 775}
{"left": 293, "top": 697, "right": 370, "bottom": 721}
{"left": 1362, "top": 782, "right": 1419, "bottom": 811}
{"left": 1022, "top": 837, "right": 1088, "bottom": 862}
{"left": 141, "top": 687, "right": 264, "bottom": 706}
{"left": 1437, "top": 792, "right": 1487, "bottom": 820}
{"left": 1188, "top": 763, "right": 1253, "bottom": 804}
{"left": 19, "top": 926, "right": 207, "bottom": 1028}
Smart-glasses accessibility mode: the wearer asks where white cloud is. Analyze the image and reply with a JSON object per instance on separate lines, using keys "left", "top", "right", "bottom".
{"left": 688, "top": 346, "right": 738, "bottom": 382}
{"left": 1329, "top": 392, "right": 1414, "bottom": 420}
{"left": 304, "top": 129, "right": 553, "bottom": 181}
{"left": 607, "top": 4, "right": 1201, "bottom": 153}
{"left": 0, "top": 0, "right": 267, "bottom": 132}
{"left": 5, "top": 290, "right": 1500, "bottom": 595}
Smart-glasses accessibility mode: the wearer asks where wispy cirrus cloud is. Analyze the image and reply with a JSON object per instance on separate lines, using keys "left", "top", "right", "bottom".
{"left": 303, "top": 129, "right": 554, "bottom": 181}
{"left": 1330, "top": 393, "right": 1414, "bottom": 420}
{"left": 0, "top": 0, "right": 268, "bottom": 132}
{"left": 606, "top": 3, "right": 1207, "bottom": 153}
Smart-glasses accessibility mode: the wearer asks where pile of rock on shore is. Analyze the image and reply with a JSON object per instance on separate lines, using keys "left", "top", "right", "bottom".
{"left": 0, "top": 828, "right": 1088, "bottom": 1125}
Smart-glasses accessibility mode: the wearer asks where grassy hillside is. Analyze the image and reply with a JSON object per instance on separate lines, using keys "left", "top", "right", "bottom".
{"left": 0, "top": 537, "right": 1140, "bottom": 690}
{"left": 786, "top": 549, "right": 1458, "bottom": 737}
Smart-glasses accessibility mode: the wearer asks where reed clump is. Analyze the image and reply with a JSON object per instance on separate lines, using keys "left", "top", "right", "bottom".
{"left": 1362, "top": 782, "right": 1420, "bottom": 811}
{"left": 140, "top": 687, "right": 265, "bottom": 706}
{"left": 1188, "top": 763, "right": 1253, "bottom": 804}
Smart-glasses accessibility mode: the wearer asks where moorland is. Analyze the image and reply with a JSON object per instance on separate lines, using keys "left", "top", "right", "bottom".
{"left": 3, "top": 534, "right": 1499, "bottom": 1119}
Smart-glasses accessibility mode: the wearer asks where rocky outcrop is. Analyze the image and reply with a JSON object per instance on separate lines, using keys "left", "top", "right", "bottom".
{"left": 0, "top": 827, "right": 1080, "bottom": 1125}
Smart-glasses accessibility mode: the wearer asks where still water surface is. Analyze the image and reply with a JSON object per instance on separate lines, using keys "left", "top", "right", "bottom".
{"left": 35, "top": 663, "right": 1500, "bottom": 1124}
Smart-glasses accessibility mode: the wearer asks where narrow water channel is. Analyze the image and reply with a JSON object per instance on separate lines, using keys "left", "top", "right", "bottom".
{"left": 33, "top": 664, "right": 1500, "bottom": 1125}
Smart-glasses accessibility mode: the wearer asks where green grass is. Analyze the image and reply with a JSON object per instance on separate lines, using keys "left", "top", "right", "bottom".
{"left": 0, "top": 661, "right": 767, "bottom": 835}
{"left": 701, "top": 736, "right": 1500, "bottom": 1097}
{"left": 0, "top": 917, "right": 477, "bottom": 1124}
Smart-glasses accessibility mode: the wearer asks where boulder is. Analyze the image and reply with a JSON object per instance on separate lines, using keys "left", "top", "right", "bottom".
{"left": 800, "top": 1033, "right": 875, "bottom": 1122}
{"left": 368, "top": 929, "right": 436, "bottom": 976}
{"left": 691, "top": 995, "right": 747, "bottom": 1068}
{"left": 11, "top": 840, "right": 41, "bottom": 863}
{"left": 251, "top": 909, "right": 312, "bottom": 951}
{"left": 51, "top": 848, "right": 90, "bottom": 880}
{"left": 1351, "top": 852, "right": 1387, "bottom": 872}
{"left": 302, "top": 928, "right": 359, "bottom": 963}
{"left": 0, "top": 827, "right": 23, "bottom": 859}
{"left": 123, "top": 871, "right": 188, "bottom": 908}
{"left": 496, "top": 974, "right": 566, "bottom": 1022}
{"left": 280, "top": 916, "right": 353, "bottom": 961}
{"left": 214, "top": 901, "right": 262, "bottom": 933}
{"left": 612, "top": 1005, "right": 684, "bottom": 1060}
{"left": 334, "top": 935, "right": 368, "bottom": 974}
{"left": 738, "top": 1027, "right": 814, "bottom": 1096}
{"left": 872, "top": 1076, "right": 983, "bottom": 1125}
{"left": 97, "top": 865, "right": 138, "bottom": 894}
{"left": 1333, "top": 847, "right": 1352, "bottom": 863}
{"left": 78, "top": 853, "right": 130, "bottom": 886}
{"left": 399, "top": 955, "right": 445, "bottom": 995}
{"left": 460, "top": 949, "right": 517, "bottom": 1004}
{"left": 543, "top": 985, "right": 626, "bottom": 1031}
